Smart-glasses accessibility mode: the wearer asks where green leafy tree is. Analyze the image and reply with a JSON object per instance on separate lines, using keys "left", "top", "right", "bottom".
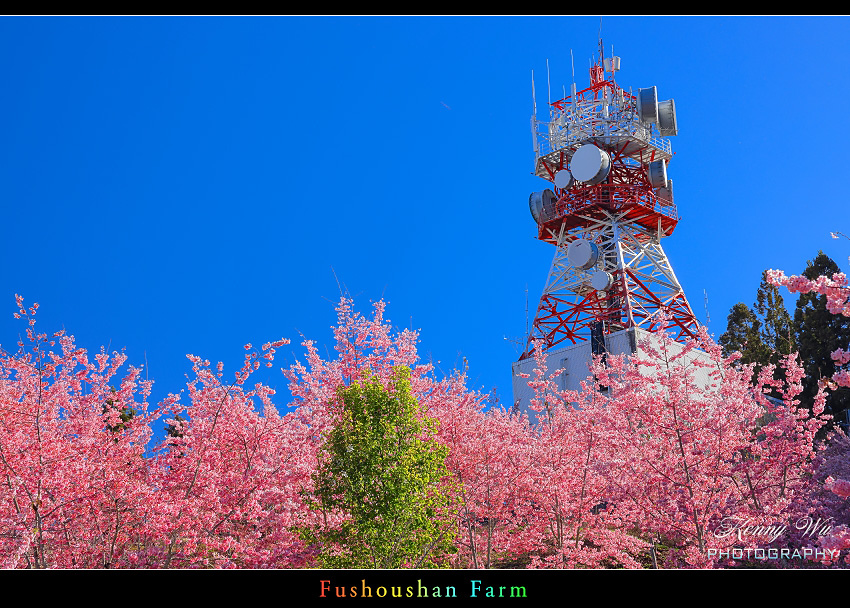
{"left": 719, "top": 302, "right": 767, "bottom": 365}
{"left": 719, "top": 272, "right": 795, "bottom": 393}
{"left": 794, "top": 252, "right": 850, "bottom": 429}
{"left": 303, "top": 367, "right": 457, "bottom": 568}
{"left": 754, "top": 269, "right": 796, "bottom": 359}
{"left": 754, "top": 269, "right": 796, "bottom": 392}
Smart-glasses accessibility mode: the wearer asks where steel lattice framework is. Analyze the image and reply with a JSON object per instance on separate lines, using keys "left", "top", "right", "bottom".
{"left": 520, "top": 48, "right": 699, "bottom": 360}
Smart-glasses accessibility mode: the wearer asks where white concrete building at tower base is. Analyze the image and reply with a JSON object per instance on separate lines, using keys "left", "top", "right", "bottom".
{"left": 510, "top": 326, "right": 716, "bottom": 423}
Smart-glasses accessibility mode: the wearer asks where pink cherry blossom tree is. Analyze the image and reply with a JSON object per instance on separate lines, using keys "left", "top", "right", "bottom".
{"left": 539, "top": 322, "right": 829, "bottom": 568}
{"left": 423, "top": 371, "right": 537, "bottom": 568}
{"left": 2, "top": 286, "right": 840, "bottom": 569}
{"left": 766, "top": 269, "right": 850, "bottom": 389}
{"left": 140, "top": 337, "right": 323, "bottom": 569}
{"left": 0, "top": 296, "right": 158, "bottom": 568}
{"left": 767, "top": 267, "right": 850, "bottom": 566}
{"left": 514, "top": 345, "right": 650, "bottom": 568}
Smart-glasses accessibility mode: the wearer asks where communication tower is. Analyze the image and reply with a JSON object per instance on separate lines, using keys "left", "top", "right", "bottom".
{"left": 513, "top": 43, "right": 701, "bottom": 416}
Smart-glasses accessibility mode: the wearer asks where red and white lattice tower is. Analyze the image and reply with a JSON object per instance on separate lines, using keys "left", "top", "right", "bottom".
{"left": 512, "top": 46, "right": 702, "bottom": 416}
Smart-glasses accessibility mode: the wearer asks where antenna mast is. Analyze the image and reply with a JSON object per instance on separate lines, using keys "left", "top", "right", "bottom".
{"left": 532, "top": 70, "right": 537, "bottom": 114}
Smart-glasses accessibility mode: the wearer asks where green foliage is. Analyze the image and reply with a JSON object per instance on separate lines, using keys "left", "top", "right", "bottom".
{"left": 719, "top": 271, "right": 795, "bottom": 393}
{"left": 754, "top": 270, "right": 795, "bottom": 360}
{"left": 794, "top": 252, "right": 850, "bottom": 427}
{"left": 102, "top": 387, "right": 136, "bottom": 436}
{"left": 723, "top": 253, "right": 849, "bottom": 430}
{"left": 165, "top": 414, "right": 186, "bottom": 439}
{"left": 164, "top": 414, "right": 187, "bottom": 458}
{"left": 303, "top": 367, "right": 458, "bottom": 568}
{"left": 719, "top": 302, "right": 766, "bottom": 365}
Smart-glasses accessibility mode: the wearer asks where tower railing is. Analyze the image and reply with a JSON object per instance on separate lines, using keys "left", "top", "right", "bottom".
{"left": 533, "top": 116, "right": 672, "bottom": 164}
{"left": 554, "top": 185, "right": 679, "bottom": 223}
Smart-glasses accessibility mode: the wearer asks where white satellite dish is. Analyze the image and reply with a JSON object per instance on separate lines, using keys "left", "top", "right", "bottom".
{"left": 529, "top": 189, "right": 557, "bottom": 224}
{"left": 636, "top": 86, "right": 658, "bottom": 124}
{"left": 554, "top": 169, "right": 573, "bottom": 189}
{"left": 648, "top": 160, "right": 668, "bottom": 189}
{"left": 658, "top": 99, "right": 678, "bottom": 136}
{"left": 567, "top": 238, "right": 599, "bottom": 270}
{"left": 569, "top": 144, "right": 611, "bottom": 185}
{"left": 589, "top": 270, "right": 613, "bottom": 291}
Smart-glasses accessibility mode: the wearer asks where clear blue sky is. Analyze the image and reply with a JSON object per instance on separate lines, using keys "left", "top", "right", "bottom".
{"left": 2, "top": 16, "right": 849, "bottom": 440}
